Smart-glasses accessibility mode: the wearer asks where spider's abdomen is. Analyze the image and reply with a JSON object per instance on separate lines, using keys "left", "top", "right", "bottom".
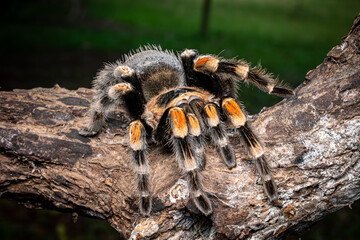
{"left": 124, "top": 49, "right": 186, "bottom": 101}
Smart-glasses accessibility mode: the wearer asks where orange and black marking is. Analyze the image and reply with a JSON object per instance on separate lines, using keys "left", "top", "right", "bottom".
{"left": 116, "top": 66, "right": 130, "bottom": 73}
{"left": 194, "top": 56, "right": 219, "bottom": 73}
{"left": 113, "top": 82, "right": 133, "bottom": 93}
{"left": 187, "top": 113, "right": 201, "bottom": 136}
{"left": 115, "top": 65, "right": 134, "bottom": 76}
{"left": 222, "top": 98, "right": 246, "bottom": 127}
{"left": 169, "top": 107, "right": 188, "bottom": 138}
{"left": 204, "top": 103, "right": 220, "bottom": 127}
{"left": 129, "top": 120, "right": 145, "bottom": 151}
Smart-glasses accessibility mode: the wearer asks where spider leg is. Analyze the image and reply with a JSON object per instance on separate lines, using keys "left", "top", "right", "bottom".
{"left": 167, "top": 107, "right": 212, "bottom": 215}
{"left": 194, "top": 55, "right": 294, "bottom": 97}
{"left": 203, "top": 103, "right": 236, "bottom": 169}
{"left": 177, "top": 101, "right": 207, "bottom": 170}
{"left": 129, "top": 120, "right": 152, "bottom": 215}
{"left": 221, "top": 97, "right": 278, "bottom": 203}
{"left": 186, "top": 112, "right": 206, "bottom": 171}
{"left": 80, "top": 65, "right": 145, "bottom": 136}
{"left": 79, "top": 93, "right": 114, "bottom": 136}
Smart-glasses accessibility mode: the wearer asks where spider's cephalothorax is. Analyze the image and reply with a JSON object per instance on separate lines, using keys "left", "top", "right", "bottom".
{"left": 80, "top": 45, "right": 294, "bottom": 216}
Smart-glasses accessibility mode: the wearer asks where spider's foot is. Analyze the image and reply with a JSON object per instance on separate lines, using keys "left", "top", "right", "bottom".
{"left": 270, "top": 86, "right": 294, "bottom": 97}
{"left": 79, "top": 127, "right": 99, "bottom": 137}
{"left": 193, "top": 192, "right": 212, "bottom": 216}
{"left": 255, "top": 155, "right": 279, "bottom": 203}
{"left": 140, "top": 196, "right": 152, "bottom": 216}
{"left": 187, "top": 171, "right": 213, "bottom": 216}
{"left": 218, "top": 145, "right": 236, "bottom": 169}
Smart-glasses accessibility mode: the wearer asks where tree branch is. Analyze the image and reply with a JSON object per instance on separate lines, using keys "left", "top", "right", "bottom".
{"left": 1, "top": 14, "right": 359, "bottom": 239}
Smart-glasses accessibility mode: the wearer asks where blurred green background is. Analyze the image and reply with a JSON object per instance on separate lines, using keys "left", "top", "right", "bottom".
{"left": 0, "top": 0, "right": 359, "bottom": 239}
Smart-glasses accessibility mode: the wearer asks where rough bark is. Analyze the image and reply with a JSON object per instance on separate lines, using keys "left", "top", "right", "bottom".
{"left": 1, "top": 14, "right": 359, "bottom": 240}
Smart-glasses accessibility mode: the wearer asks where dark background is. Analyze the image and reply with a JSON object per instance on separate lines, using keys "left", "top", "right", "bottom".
{"left": 0, "top": 0, "right": 359, "bottom": 239}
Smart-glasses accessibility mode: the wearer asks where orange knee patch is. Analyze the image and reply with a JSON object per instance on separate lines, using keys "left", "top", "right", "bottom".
{"left": 113, "top": 82, "right": 133, "bottom": 93}
{"left": 116, "top": 66, "right": 131, "bottom": 73}
{"left": 170, "top": 108, "right": 188, "bottom": 138}
{"left": 222, "top": 98, "right": 246, "bottom": 127}
{"left": 114, "top": 65, "right": 134, "bottom": 76}
{"left": 194, "top": 56, "right": 219, "bottom": 73}
{"left": 187, "top": 113, "right": 201, "bottom": 136}
{"left": 204, "top": 104, "right": 220, "bottom": 127}
{"left": 129, "top": 121, "right": 145, "bottom": 150}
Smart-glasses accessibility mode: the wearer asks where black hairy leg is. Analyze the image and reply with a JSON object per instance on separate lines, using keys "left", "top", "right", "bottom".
{"left": 193, "top": 55, "right": 294, "bottom": 98}
{"left": 204, "top": 103, "right": 236, "bottom": 169}
{"left": 167, "top": 107, "right": 212, "bottom": 215}
{"left": 128, "top": 120, "right": 152, "bottom": 215}
{"left": 79, "top": 92, "right": 115, "bottom": 136}
{"left": 221, "top": 97, "right": 278, "bottom": 203}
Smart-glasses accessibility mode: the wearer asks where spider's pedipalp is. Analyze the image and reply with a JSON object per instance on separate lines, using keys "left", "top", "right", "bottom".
{"left": 129, "top": 120, "right": 152, "bottom": 215}
{"left": 167, "top": 107, "right": 212, "bottom": 215}
{"left": 204, "top": 103, "right": 236, "bottom": 169}
{"left": 186, "top": 113, "right": 206, "bottom": 170}
{"left": 221, "top": 97, "right": 278, "bottom": 203}
{"left": 188, "top": 98, "right": 206, "bottom": 129}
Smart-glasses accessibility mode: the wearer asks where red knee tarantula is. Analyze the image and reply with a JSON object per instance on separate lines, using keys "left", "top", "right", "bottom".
{"left": 79, "top": 45, "right": 294, "bottom": 216}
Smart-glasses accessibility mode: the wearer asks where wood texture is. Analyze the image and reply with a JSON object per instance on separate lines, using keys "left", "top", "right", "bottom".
{"left": 1, "top": 14, "right": 359, "bottom": 239}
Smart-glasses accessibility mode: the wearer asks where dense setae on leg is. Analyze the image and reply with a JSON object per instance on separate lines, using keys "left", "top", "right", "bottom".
{"left": 167, "top": 107, "right": 212, "bottom": 215}
{"left": 128, "top": 120, "right": 152, "bottom": 215}
{"left": 221, "top": 97, "right": 278, "bottom": 203}
{"left": 186, "top": 112, "right": 206, "bottom": 170}
{"left": 193, "top": 55, "right": 294, "bottom": 98}
{"left": 203, "top": 103, "right": 236, "bottom": 169}
{"left": 79, "top": 93, "right": 116, "bottom": 136}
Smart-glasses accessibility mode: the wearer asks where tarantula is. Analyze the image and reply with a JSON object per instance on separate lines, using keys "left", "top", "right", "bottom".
{"left": 79, "top": 45, "right": 294, "bottom": 216}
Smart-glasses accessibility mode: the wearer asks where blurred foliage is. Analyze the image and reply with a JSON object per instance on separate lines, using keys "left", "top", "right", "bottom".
{"left": 1, "top": 0, "right": 359, "bottom": 112}
{"left": 0, "top": 0, "right": 359, "bottom": 239}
